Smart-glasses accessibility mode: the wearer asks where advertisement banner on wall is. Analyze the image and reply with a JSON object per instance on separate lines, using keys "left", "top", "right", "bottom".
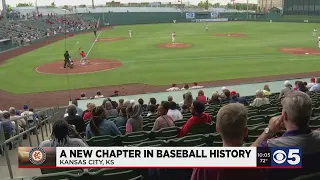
{"left": 186, "top": 13, "right": 195, "bottom": 19}
{"left": 211, "top": 12, "right": 218, "bottom": 18}
{"left": 195, "top": 18, "right": 228, "bottom": 22}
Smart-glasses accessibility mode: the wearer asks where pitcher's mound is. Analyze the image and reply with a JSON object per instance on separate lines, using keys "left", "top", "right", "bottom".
{"left": 35, "top": 58, "right": 122, "bottom": 75}
{"left": 280, "top": 48, "right": 320, "bottom": 55}
{"left": 214, "top": 33, "right": 247, "bottom": 37}
{"left": 158, "top": 43, "right": 192, "bottom": 48}
{"left": 96, "top": 37, "right": 127, "bottom": 42}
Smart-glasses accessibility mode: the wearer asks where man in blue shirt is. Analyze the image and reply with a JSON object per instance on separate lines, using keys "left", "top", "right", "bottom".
{"left": 310, "top": 78, "right": 320, "bottom": 92}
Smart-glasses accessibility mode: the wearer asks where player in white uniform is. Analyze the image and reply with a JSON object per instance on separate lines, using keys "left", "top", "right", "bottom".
{"left": 172, "top": 32, "right": 176, "bottom": 44}
{"left": 129, "top": 29, "right": 132, "bottom": 38}
{"left": 205, "top": 24, "right": 208, "bottom": 31}
{"left": 313, "top": 28, "right": 318, "bottom": 36}
{"left": 318, "top": 36, "right": 320, "bottom": 48}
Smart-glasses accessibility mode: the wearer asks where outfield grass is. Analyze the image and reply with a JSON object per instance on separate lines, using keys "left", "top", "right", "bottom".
{"left": 1, "top": 21, "right": 320, "bottom": 94}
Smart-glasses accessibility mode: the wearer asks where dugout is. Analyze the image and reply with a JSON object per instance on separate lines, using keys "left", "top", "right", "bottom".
{"left": 283, "top": 0, "right": 320, "bottom": 16}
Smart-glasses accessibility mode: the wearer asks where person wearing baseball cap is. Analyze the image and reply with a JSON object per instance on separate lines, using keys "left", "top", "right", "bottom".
{"left": 279, "top": 80, "right": 293, "bottom": 99}
{"left": 230, "top": 90, "right": 249, "bottom": 105}
{"left": 307, "top": 77, "right": 316, "bottom": 89}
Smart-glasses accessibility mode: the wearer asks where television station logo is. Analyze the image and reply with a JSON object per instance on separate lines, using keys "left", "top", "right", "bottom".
{"left": 29, "top": 147, "right": 46, "bottom": 165}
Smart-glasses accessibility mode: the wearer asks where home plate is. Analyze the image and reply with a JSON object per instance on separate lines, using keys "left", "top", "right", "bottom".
{"left": 305, "top": 53, "right": 310, "bottom": 55}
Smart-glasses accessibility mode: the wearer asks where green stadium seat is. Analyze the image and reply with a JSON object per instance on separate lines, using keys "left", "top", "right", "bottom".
{"left": 189, "top": 123, "right": 215, "bottom": 135}
{"left": 143, "top": 123, "right": 154, "bottom": 131}
{"left": 174, "top": 119, "right": 187, "bottom": 127}
{"left": 312, "top": 107, "right": 320, "bottom": 117}
{"left": 134, "top": 140, "right": 167, "bottom": 147}
{"left": 119, "top": 126, "right": 126, "bottom": 135}
{"left": 129, "top": 175, "right": 143, "bottom": 180}
{"left": 31, "top": 172, "right": 83, "bottom": 180}
{"left": 90, "top": 169, "right": 142, "bottom": 179}
{"left": 291, "top": 172, "right": 320, "bottom": 180}
{"left": 247, "top": 115, "right": 266, "bottom": 126}
{"left": 169, "top": 134, "right": 207, "bottom": 147}
{"left": 152, "top": 126, "right": 180, "bottom": 140}
{"left": 86, "top": 135, "right": 120, "bottom": 146}
{"left": 121, "top": 131, "right": 150, "bottom": 145}
{"left": 41, "top": 169, "right": 83, "bottom": 175}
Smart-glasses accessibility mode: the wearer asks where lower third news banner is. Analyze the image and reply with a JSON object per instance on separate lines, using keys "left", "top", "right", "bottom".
{"left": 18, "top": 147, "right": 302, "bottom": 168}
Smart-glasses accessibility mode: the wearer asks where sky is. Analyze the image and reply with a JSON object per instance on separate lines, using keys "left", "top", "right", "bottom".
{"left": 1, "top": 0, "right": 258, "bottom": 8}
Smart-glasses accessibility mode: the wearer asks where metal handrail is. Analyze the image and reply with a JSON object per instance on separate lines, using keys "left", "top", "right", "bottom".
{"left": 0, "top": 107, "right": 60, "bottom": 179}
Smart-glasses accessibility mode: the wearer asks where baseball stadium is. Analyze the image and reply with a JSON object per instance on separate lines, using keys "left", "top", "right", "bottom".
{"left": 1, "top": 0, "right": 320, "bottom": 179}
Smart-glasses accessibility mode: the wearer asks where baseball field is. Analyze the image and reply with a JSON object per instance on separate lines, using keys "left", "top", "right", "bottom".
{"left": 1, "top": 21, "right": 320, "bottom": 107}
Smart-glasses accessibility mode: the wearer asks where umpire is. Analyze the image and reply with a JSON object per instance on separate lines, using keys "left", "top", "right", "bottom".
{"left": 64, "top": 51, "right": 70, "bottom": 68}
{"left": 94, "top": 30, "right": 97, "bottom": 38}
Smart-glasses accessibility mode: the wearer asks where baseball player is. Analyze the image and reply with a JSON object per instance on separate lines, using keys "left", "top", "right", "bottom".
{"left": 313, "top": 28, "right": 318, "bottom": 36}
{"left": 205, "top": 24, "right": 208, "bottom": 31}
{"left": 129, "top": 29, "right": 132, "bottom": 38}
{"left": 318, "top": 35, "right": 320, "bottom": 48}
{"left": 172, "top": 32, "right": 176, "bottom": 44}
{"left": 79, "top": 48, "right": 90, "bottom": 65}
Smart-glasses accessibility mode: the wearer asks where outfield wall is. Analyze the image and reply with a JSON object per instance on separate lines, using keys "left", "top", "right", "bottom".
{"left": 82, "top": 12, "right": 189, "bottom": 26}
{"left": 283, "top": 0, "right": 320, "bottom": 16}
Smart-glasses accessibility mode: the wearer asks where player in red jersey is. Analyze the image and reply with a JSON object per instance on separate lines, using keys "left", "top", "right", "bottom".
{"left": 78, "top": 48, "right": 90, "bottom": 65}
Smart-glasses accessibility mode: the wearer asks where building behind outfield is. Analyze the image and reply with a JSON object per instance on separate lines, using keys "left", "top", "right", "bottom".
{"left": 283, "top": 0, "right": 320, "bottom": 16}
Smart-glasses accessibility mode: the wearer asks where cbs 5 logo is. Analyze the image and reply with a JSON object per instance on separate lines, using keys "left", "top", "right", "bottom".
{"left": 272, "top": 149, "right": 301, "bottom": 165}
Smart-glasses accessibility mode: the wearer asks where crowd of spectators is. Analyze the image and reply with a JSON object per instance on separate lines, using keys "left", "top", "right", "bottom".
{"left": 2, "top": 77, "right": 320, "bottom": 179}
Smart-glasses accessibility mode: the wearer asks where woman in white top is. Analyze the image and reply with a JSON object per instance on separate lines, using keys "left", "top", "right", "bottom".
{"left": 167, "top": 101, "right": 183, "bottom": 121}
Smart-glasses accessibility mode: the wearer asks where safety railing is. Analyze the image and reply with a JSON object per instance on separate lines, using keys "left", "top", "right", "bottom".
{"left": 0, "top": 107, "right": 60, "bottom": 179}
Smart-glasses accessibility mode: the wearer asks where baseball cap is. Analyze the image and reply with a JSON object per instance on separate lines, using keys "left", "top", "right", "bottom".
{"left": 284, "top": 80, "right": 291, "bottom": 86}
{"left": 23, "top": 104, "right": 28, "bottom": 110}
{"left": 311, "top": 77, "right": 315, "bottom": 82}
{"left": 222, "top": 87, "right": 227, "bottom": 91}
{"left": 230, "top": 90, "right": 237, "bottom": 96}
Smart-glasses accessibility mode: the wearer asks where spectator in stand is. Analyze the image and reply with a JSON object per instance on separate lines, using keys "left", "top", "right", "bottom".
{"left": 167, "top": 101, "right": 183, "bottom": 121}
{"left": 9, "top": 107, "right": 25, "bottom": 129}
{"left": 152, "top": 101, "right": 175, "bottom": 131}
{"left": 220, "top": 87, "right": 228, "bottom": 97}
{"left": 147, "top": 104, "right": 157, "bottom": 117}
{"left": 181, "top": 84, "right": 189, "bottom": 90}
{"left": 64, "top": 104, "right": 85, "bottom": 134}
{"left": 113, "top": 101, "right": 130, "bottom": 128}
{"left": 179, "top": 93, "right": 186, "bottom": 107}
{"left": 196, "top": 90, "right": 206, "bottom": 104}
{"left": 94, "top": 91, "right": 104, "bottom": 98}
{"left": 181, "top": 104, "right": 190, "bottom": 114}
{"left": 307, "top": 77, "right": 316, "bottom": 89}
{"left": 190, "top": 82, "right": 204, "bottom": 89}
{"left": 40, "top": 119, "right": 87, "bottom": 147}
{"left": 310, "top": 78, "right": 320, "bottom": 92}
{"left": 83, "top": 103, "right": 96, "bottom": 121}
{"left": 208, "top": 92, "right": 220, "bottom": 105}
{"left": 179, "top": 101, "right": 212, "bottom": 137}
{"left": 230, "top": 91, "right": 249, "bottom": 105}
{"left": 80, "top": 92, "right": 88, "bottom": 100}
{"left": 1, "top": 111, "right": 14, "bottom": 150}
{"left": 116, "top": 99, "right": 124, "bottom": 113}
{"left": 126, "top": 103, "right": 143, "bottom": 133}
{"left": 250, "top": 90, "right": 270, "bottom": 107}
{"left": 68, "top": 100, "right": 83, "bottom": 117}
{"left": 221, "top": 89, "right": 231, "bottom": 103}
{"left": 191, "top": 103, "right": 263, "bottom": 180}
{"left": 298, "top": 81, "right": 309, "bottom": 93}
{"left": 252, "top": 91, "right": 320, "bottom": 180}
{"left": 86, "top": 106, "right": 121, "bottom": 139}
{"left": 138, "top": 98, "right": 148, "bottom": 111}
{"left": 21, "top": 104, "right": 35, "bottom": 127}
{"left": 168, "top": 96, "right": 173, "bottom": 102}
{"left": 183, "top": 92, "right": 193, "bottom": 109}
{"left": 166, "top": 84, "right": 180, "bottom": 91}
{"left": 294, "top": 81, "right": 301, "bottom": 91}
{"left": 263, "top": 84, "right": 271, "bottom": 96}
{"left": 149, "top": 97, "right": 157, "bottom": 106}
{"left": 104, "top": 101, "right": 118, "bottom": 117}
{"left": 279, "top": 80, "right": 293, "bottom": 99}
